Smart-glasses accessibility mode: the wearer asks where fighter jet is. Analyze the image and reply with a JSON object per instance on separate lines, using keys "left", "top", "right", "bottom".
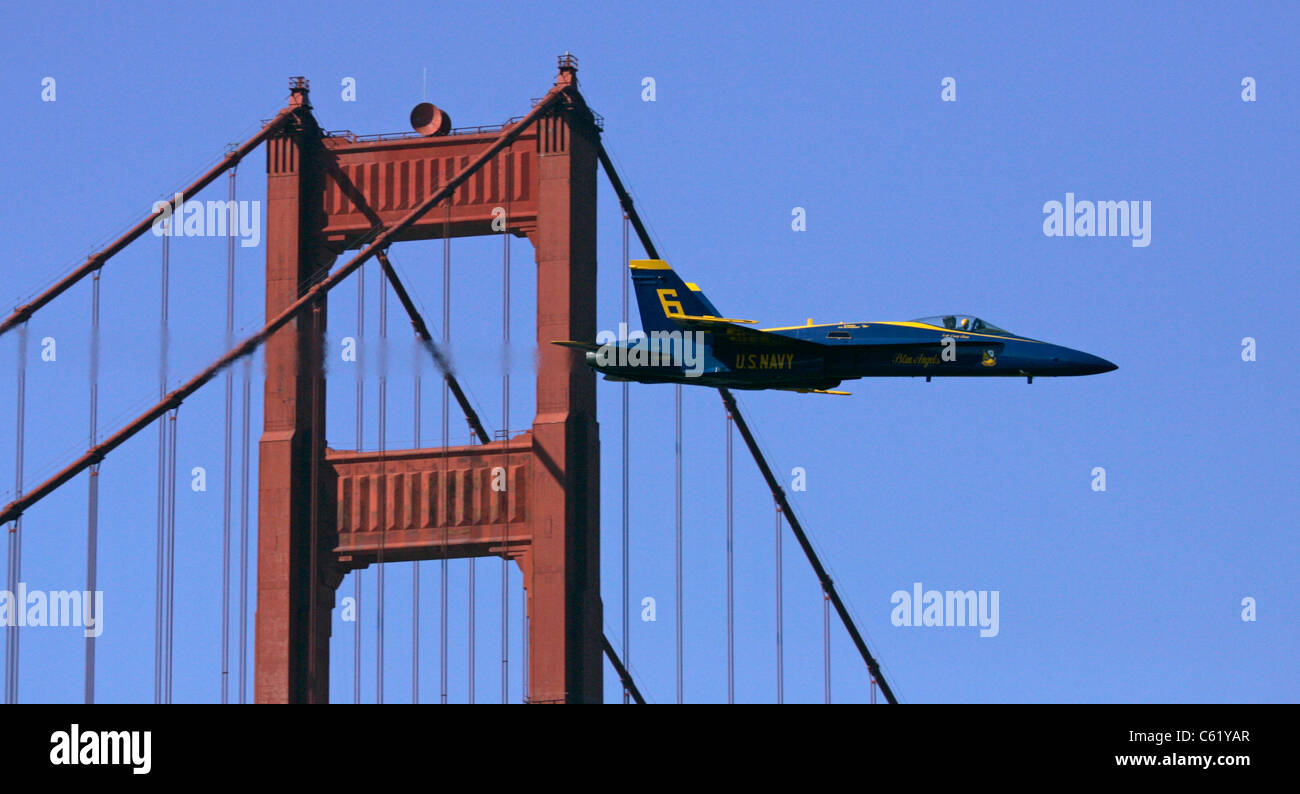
{"left": 554, "top": 260, "right": 1116, "bottom": 394}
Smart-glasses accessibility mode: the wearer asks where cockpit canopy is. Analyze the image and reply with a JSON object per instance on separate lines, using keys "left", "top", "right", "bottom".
{"left": 912, "top": 315, "right": 1010, "bottom": 334}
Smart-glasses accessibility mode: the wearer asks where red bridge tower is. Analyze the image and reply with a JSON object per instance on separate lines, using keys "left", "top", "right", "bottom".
{"left": 256, "top": 59, "right": 602, "bottom": 703}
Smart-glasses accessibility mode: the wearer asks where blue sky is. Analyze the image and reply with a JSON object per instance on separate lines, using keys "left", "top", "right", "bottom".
{"left": 0, "top": 1, "right": 1296, "bottom": 703}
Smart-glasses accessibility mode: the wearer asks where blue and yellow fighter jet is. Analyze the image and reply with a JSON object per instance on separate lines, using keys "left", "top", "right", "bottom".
{"left": 554, "top": 260, "right": 1116, "bottom": 394}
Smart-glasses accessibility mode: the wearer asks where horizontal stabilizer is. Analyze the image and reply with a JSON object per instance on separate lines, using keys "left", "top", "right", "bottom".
{"left": 551, "top": 340, "right": 600, "bottom": 351}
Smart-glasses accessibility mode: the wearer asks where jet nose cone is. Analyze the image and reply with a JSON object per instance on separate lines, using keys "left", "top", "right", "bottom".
{"left": 1062, "top": 349, "right": 1117, "bottom": 375}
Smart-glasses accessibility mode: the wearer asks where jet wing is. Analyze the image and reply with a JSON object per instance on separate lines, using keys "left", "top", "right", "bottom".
{"left": 775, "top": 388, "right": 852, "bottom": 396}
{"left": 669, "top": 315, "right": 823, "bottom": 351}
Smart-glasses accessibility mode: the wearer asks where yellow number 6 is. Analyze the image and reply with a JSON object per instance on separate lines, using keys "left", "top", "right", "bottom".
{"left": 657, "top": 289, "right": 684, "bottom": 317}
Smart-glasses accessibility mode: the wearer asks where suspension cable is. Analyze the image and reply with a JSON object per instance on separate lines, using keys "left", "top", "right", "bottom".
{"left": 164, "top": 407, "right": 178, "bottom": 703}
{"left": 372, "top": 250, "right": 487, "bottom": 443}
{"left": 221, "top": 157, "right": 236, "bottom": 704}
{"left": 602, "top": 635, "right": 645, "bottom": 705}
{"left": 412, "top": 369, "right": 421, "bottom": 704}
{"left": 621, "top": 213, "right": 630, "bottom": 705}
{"left": 458, "top": 233, "right": 475, "bottom": 706}
{"left": 348, "top": 224, "right": 502, "bottom": 702}
{"left": 0, "top": 91, "right": 573, "bottom": 705}
{"left": 675, "top": 384, "right": 683, "bottom": 704}
{"left": 307, "top": 293, "right": 324, "bottom": 702}
{"left": 594, "top": 139, "right": 899, "bottom": 704}
{"left": 360, "top": 247, "right": 492, "bottom": 705}
{"left": 522, "top": 582, "right": 529, "bottom": 703}
{"left": 238, "top": 354, "right": 251, "bottom": 704}
{"left": 154, "top": 229, "right": 170, "bottom": 704}
{"left": 440, "top": 203, "right": 450, "bottom": 705}
{"left": 725, "top": 409, "right": 734, "bottom": 704}
{"left": 501, "top": 204, "right": 511, "bottom": 703}
{"left": 722, "top": 387, "right": 897, "bottom": 704}
{"left": 85, "top": 269, "right": 101, "bottom": 704}
{"left": 4, "top": 324, "right": 27, "bottom": 704}
{"left": 377, "top": 257, "right": 388, "bottom": 705}
{"left": 0, "top": 108, "right": 295, "bottom": 340}
{"left": 824, "top": 589, "right": 831, "bottom": 704}
{"left": 775, "top": 503, "right": 783, "bottom": 704}
{"left": 354, "top": 262, "right": 364, "bottom": 705}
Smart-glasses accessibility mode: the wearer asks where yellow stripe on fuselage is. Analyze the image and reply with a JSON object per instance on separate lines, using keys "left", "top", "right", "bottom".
{"left": 629, "top": 259, "right": 672, "bottom": 270}
{"left": 759, "top": 319, "right": 1042, "bottom": 343}
{"left": 760, "top": 322, "right": 842, "bottom": 331}
{"left": 870, "top": 321, "right": 1043, "bottom": 343}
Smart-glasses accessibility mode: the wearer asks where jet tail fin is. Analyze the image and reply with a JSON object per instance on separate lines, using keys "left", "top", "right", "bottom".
{"left": 630, "top": 260, "right": 752, "bottom": 333}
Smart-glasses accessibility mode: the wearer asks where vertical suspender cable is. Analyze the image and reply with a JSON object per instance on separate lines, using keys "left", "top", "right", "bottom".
{"left": 776, "top": 504, "right": 783, "bottom": 704}
{"left": 221, "top": 160, "right": 236, "bottom": 704}
{"left": 154, "top": 229, "right": 170, "bottom": 704}
{"left": 725, "top": 409, "right": 734, "bottom": 704}
{"left": 85, "top": 271, "right": 101, "bottom": 704}
{"left": 520, "top": 194, "right": 527, "bottom": 702}
{"left": 440, "top": 203, "right": 450, "bottom": 705}
{"left": 675, "top": 384, "right": 682, "bottom": 704}
{"left": 824, "top": 589, "right": 831, "bottom": 704}
{"left": 521, "top": 583, "right": 528, "bottom": 702}
{"left": 238, "top": 353, "right": 251, "bottom": 704}
{"left": 597, "top": 148, "right": 899, "bottom": 704}
{"left": 354, "top": 262, "right": 364, "bottom": 704}
{"left": 308, "top": 294, "right": 323, "bottom": 702}
{"left": 621, "top": 214, "right": 630, "bottom": 705}
{"left": 413, "top": 373, "right": 421, "bottom": 704}
{"left": 5, "top": 325, "right": 27, "bottom": 704}
{"left": 501, "top": 209, "right": 510, "bottom": 704}
{"left": 164, "top": 406, "right": 178, "bottom": 703}
{"left": 377, "top": 261, "right": 387, "bottom": 705}
{"left": 464, "top": 243, "right": 474, "bottom": 707}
